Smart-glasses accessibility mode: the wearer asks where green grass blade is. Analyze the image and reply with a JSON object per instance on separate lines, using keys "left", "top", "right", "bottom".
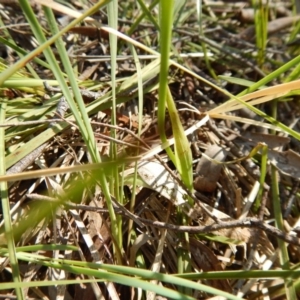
{"left": 0, "top": 102, "right": 24, "bottom": 300}
{"left": 158, "top": 1, "right": 192, "bottom": 294}
{"left": 253, "top": 0, "right": 268, "bottom": 67}
{"left": 253, "top": 144, "right": 268, "bottom": 211}
{"left": 126, "top": 44, "right": 144, "bottom": 250}
{"left": 158, "top": 0, "right": 176, "bottom": 164}
{"left": 127, "top": 0, "right": 160, "bottom": 36}
{"left": 165, "top": 88, "right": 193, "bottom": 194}
{"left": 0, "top": 16, "right": 38, "bottom": 78}
{"left": 238, "top": 53, "right": 300, "bottom": 96}
{"left": 107, "top": 0, "right": 123, "bottom": 260}
{"left": 0, "top": 250, "right": 244, "bottom": 300}
{"left": 136, "top": 0, "right": 160, "bottom": 30}
{"left": 271, "top": 166, "right": 297, "bottom": 300}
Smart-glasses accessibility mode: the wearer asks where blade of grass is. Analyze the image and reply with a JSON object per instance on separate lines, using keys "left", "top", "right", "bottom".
{"left": 253, "top": 0, "right": 268, "bottom": 67}
{"left": 253, "top": 143, "right": 268, "bottom": 212}
{"left": 0, "top": 158, "right": 137, "bottom": 183}
{"left": 173, "top": 0, "right": 187, "bottom": 27}
{"left": 127, "top": 0, "right": 160, "bottom": 35}
{"left": 0, "top": 17, "right": 38, "bottom": 79}
{"left": 271, "top": 166, "right": 297, "bottom": 300}
{"left": 19, "top": 1, "right": 96, "bottom": 162}
{"left": 107, "top": 0, "right": 123, "bottom": 262}
{"left": 0, "top": 36, "right": 66, "bottom": 74}
{"left": 0, "top": 250, "right": 244, "bottom": 300}
{"left": 269, "top": 94, "right": 297, "bottom": 299}
{"left": 0, "top": 102, "right": 24, "bottom": 300}
{"left": 158, "top": 0, "right": 176, "bottom": 166}
{"left": 165, "top": 88, "right": 193, "bottom": 194}
{"left": 126, "top": 44, "right": 143, "bottom": 251}
{"left": 238, "top": 54, "right": 300, "bottom": 96}
{"left": 158, "top": 1, "right": 192, "bottom": 295}
{"left": 136, "top": 0, "right": 160, "bottom": 30}
{"left": 4, "top": 246, "right": 300, "bottom": 281}
{"left": 197, "top": 0, "right": 217, "bottom": 80}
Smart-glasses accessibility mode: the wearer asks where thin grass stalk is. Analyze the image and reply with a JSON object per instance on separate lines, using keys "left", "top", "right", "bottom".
{"left": 284, "top": 59, "right": 300, "bottom": 82}
{"left": 253, "top": 0, "right": 268, "bottom": 67}
{"left": 0, "top": 102, "right": 24, "bottom": 300}
{"left": 128, "top": 0, "right": 160, "bottom": 36}
{"left": 158, "top": 2, "right": 192, "bottom": 293}
{"left": 158, "top": 0, "right": 176, "bottom": 165}
{"left": 209, "top": 91, "right": 300, "bottom": 142}
{"left": 126, "top": 45, "right": 143, "bottom": 251}
{"left": 253, "top": 144, "right": 268, "bottom": 211}
{"left": 284, "top": 17, "right": 300, "bottom": 82}
{"left": 271, "top": 167, "right": 297, "bottom": 300}
{"left": 270, "top": 93, "right": 297, "bottom": 299}
{"left": 237, "top": 54, "right": 300, "bottom": 96}
{"left": 177, "top": 269, "right": 300, "bottom": 280}
{"left": 176, "top": 212, "right": 192, "bottom": 296}
{"left": 0, "top": 38, "right": 61, "bottom": 74}
{"left": 136, "top": 0, "right": 160, "bottom": 30}
{"left": 0, "top": 251, "right": 243, "bottom": 300}
{"left": 270, "top": 88, "right": 296, "bottom": 299}
{"left": 173, "top": 0, "right": 187, "bottom": 27}
{"left": 41, "top": 7, "right": 98, "bottom": 163}
{"left": 4, "top": 247, "right": 300, "bottom": 281}
{"left": 286, "top": 8, "right": 300, "bottom": 59}
{"left": 165, "top": 86, "right": 192, "bottom": 293}
{"left": 0, "top": 279, "right": 104, "bottom": 290}
{"left": 197, "top": 0, "right": 217, "bottom": 80}
{"left": 107, "top": 0, "right": 123, "bottom": 261}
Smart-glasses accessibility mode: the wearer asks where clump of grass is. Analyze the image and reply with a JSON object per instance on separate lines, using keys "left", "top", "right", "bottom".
{"left": 0, "top": 0, "right": 300, "bottom": 299}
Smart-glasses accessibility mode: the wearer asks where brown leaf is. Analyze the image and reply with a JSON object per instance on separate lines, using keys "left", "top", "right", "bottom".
{"left": 68, "top": 27, "right": 109, "bottom": 40}
{"left": 193, "top": 144, "right": 227, "bottom": 192}
{"left": 241, "top": 132, "right": 290, "bottom": 149}
{"left": 269, "top": 149, "right": 300, "bottom": 179}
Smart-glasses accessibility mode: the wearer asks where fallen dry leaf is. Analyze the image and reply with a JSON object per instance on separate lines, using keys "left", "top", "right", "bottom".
{"left": 193, "top": 144, "right": 227, "bottom": 192}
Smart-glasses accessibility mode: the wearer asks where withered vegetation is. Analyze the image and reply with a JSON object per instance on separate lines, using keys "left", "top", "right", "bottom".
{"left": 1, "top": 1, "right": 300, "bottom": 299}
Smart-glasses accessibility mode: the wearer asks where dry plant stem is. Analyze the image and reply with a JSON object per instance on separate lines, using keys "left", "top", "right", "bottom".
{"left": 6, "top": 143, "right": 48, "bottom": 175}
{"left": 133, "top": 217, "right": 300, "bottom": 246}
{"left": 0, "top": 119, "right": 63, "bottom": 127}
{"left": 68, "top": 202, "right": 299, "bottom": 246}
{"left": 28, "top": 193, "right": 300, "bottom": 246}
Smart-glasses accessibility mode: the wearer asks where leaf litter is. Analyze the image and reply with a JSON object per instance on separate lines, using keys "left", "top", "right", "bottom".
{"left": 1, "top": 1, "right": 300, "bottom": 299}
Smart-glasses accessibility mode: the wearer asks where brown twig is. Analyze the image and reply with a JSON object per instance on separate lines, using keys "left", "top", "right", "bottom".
{"left": 29, "top": 193, "right": 299, "bottom": 247}
{"left": 63, "top": 198, "right": 300, "bottom": 246}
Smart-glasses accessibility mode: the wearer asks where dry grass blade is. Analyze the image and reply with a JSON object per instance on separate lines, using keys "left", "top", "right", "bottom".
{"left": 1, "top": 0, "right": 300, "bottom": 299}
